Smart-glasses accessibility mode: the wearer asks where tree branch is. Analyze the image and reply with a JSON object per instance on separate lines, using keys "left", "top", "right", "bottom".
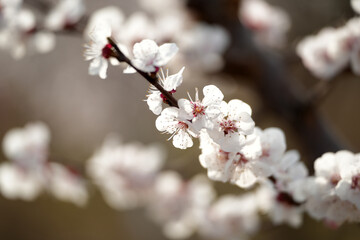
{"left": 107, "top": 37, "right": 179, "bottom": 108}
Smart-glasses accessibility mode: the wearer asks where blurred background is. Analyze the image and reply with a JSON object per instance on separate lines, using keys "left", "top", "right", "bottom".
{"left": 0, "top": 0, "right": 360, "bottom": 239}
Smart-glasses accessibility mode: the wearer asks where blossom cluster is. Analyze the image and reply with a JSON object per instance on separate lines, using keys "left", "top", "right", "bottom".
{"left": 0, "top": 122, "right": 88, "bottom": 206}
{"left": 0, "top": 0, "right": 85, "bottom": 59}
{"left": 103, "top": 35, "right": 360, "bottom": 230}
{"left": 297, "top": 0, "right": 360, "bottom": 80}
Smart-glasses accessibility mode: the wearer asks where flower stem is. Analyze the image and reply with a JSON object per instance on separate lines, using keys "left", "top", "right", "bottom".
{"left": 107, "top": 37, "right": 179, "bottom": 108}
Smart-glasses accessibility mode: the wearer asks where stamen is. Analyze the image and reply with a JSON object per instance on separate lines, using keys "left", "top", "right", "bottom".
{"left": 192, "top": 103, "right": 205, "bottom": 117}
{"left": 220, "top": 120, "right": 237, "bottom": 135}
{"left": 102, "top": 43, "right": 113, "bottom": 59}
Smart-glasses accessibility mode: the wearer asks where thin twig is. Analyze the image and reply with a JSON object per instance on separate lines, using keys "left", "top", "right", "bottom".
{"left": 107, "top": 37, "right": 179, "bottom": 108}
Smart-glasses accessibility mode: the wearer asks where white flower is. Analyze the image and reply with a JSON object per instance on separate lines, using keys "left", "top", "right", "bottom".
{"left": 250, "top": 127, "right": 286, "bottom": 170}
{"left": 0, "top": 122, "right": 89, "bottom": 205}
{"left": 0, "top": 163, "right": 42, "bottom": 201}
{"left": 314, "top": 151, "right": 347, "bottom": 187}
{"left": 116, "top": 12, "right": 155, "bottom": 48}
{"left": 208, "top": 99, "right": 255, "bottom": 152}
{"left": 84, "top": 23, "right": 121, "bottom": 79}
{"left": 178, "top": 85, "right": 224, "bottom": 132}
{"left": 84, "top": 6, "right": 125, "bottom": 40}
{"left": 177, "top": 23, "right": 230, "bottom": 72}
{"left": 2, "top": 122, "right": 50, "bottom": 169}
{"left": 240, "top": 0, "right": 290, "bottom": 48}
{"left": 45, "top": 0, "right": 85, "bottom": 31}
{"left": 334, "top": 151, "right": 360, "bottom": 210}
{"left": 272, "top": 150, "right": 308, "bottom": 192}
{"left": 48, "top": 162, "right": 88, "bottom": 207}
{"left": 156, "top": 107, "right": 197, "bottom": 149}
{"left": 87, "top": 137, "right": 165, "bottom": 210}
{"left": 147, "top": 172, "right": 215, "bottom": 239}
{"left": 138, "top": 0, "right": 184, "bottom": 15}
{"left": 303, "top": 151, "right": 360, "bottom": 226}
{"left": 296, "top": 26, "right": 353, "bottom": 80}
{"left": 256, "top": 181, "right": 304, "bottom": 228}
{"left": 132, "top": 39, "right": 178, "bottom": 73}
{"left": 0, "top": 7, "right": 55, "bottom": 59}
{"left": 352, "top": 0, "right": 360, "bottom": 14}
{"left": 199, "top": 126, "right": 293, "bottom": 189}
{"left": 147, "top": 67, "right": 185, "bottom": 115}
{"left": 305, "top": 189, "right": 360, "bottom": 226}
{"left": 199, "top": 130, "right": 262, "bottom": 188}
{"left": 199, "top": 193, "right": 259, "bottom": 240}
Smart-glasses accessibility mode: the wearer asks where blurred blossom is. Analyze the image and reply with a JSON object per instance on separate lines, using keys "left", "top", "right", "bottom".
{"left": 301, "top": 151, "right": 360, "bottom": 226}
{"left": 0, "top": 123, "right": 88, "bottom": 206}
{"left": 87, "top": 136, "right": 165, "bottom": 210}
{"left": 118, "top": 12, "right": 156, "bottom": 47}
{"left": 272, "top": 150, "right": 309, "bottom": 196}
{"left": 138, "top": 0, "right": 185, "bottom": 15}
{"left": 176, "top": 23, "right": 230, "bottom": 72}
{"left": 0, "top": 163, "right": 43, "bottom": 200}
{"left": 256, "top": 181, "right": 305, "bottom": 227}
{"left": 240, "top": 0, "right": 290, "bottom": 49}
{"left": 199, "top": 194, "right": 259, "bottom": 240}
{"left": 84, "top": 6, "right": 125, "bottom": 40}
{"left": 48, "top": 162, "right": 88, "bottom": 207}
{"left": 45, "top": 0, "right": 85, "bottom": 31}
{"left": 0, "top": 4, "right": 55, "bottom": 59}
{"left": 147, "top": 171, "right": 215, "bottom": 239}
{"left": 84, "top": 8, "right": 155, "bottom": 49}
{"left": 84, "top": 5, "right": 229, "bottom": 73}
{"left": 2, "top": 122, "right": 50, "bottom": 169}
{"left": 297, "top": 16, "right": 360, "bottom": 80}
{"left": 297, "top": 27, "right": 352, "bottom": 80}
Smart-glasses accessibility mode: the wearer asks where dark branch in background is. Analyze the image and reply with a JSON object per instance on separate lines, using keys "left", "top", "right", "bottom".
{"left": 24, "top": 0, "right": 51, "bottom": 12}
{"left": 107, "top": 38, "right": 179, "bottom": 108}
{"left": 187, "top": 0, "right": 345, "bottom": 164}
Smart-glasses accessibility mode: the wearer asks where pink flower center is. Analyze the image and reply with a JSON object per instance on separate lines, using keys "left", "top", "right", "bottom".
{"left": 235, "top": 153, "right": 248, "bottom": 166}
{"left": 220, "top": 119, "right": 237, "bottom": 135}
{"left": 320, "top": 49, "right": 333, "bottom": 64}
{"left": 276, "top": 192, "right": 300, "bottom": 207}
{"left": 243, "top": 19, "right": 267, "bottom": 32}
{"left": 261, "top": 148, "right": 270, "bottom": 158}
{"left": 351, "top": 174, "right": 360, "bottom": 190}
{"left": 102, "top": 43, "right": 113, "bottom": 59}
{"left": 177, "top": 121, "right": 188, "bottom": 130}
{"left": 218, "top": 150, "right": 230, "bottom": 163}
{"left": 192, "top": 102, "right": 205, "bottom": 117}
{"left": 330, "top": 174, "right": 341, "bottom": 186}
